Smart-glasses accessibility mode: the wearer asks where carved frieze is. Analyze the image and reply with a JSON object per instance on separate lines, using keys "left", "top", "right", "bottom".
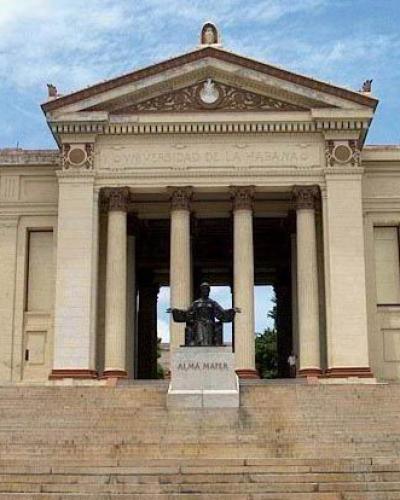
{"left": 98, "top": 139, "right": 320, "bottom": 172}
{"left": 111, "top": 80, "right": 306, "bottom": 114}
{"left": 230, "top": 186, "right": 255, "bottom": 210}
{"left": 169, "top": 187, "right": 193, "bottom": 210}
{"left": 325, "top": 140, "right": 361, "bottom": 167}
{"left": 62, "top": 143, "right": 94, "bottom": 170}
{"left": 292, "top": 185, "right": 320, "bottom": 210}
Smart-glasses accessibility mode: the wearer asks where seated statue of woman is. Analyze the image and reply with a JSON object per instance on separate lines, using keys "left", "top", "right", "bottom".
{"left": 167, "top": 282, "right": 240, "bottom": 346}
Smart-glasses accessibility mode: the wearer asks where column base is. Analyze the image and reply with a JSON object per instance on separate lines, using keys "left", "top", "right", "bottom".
{"left": 49, "top": 369, "right": 98, "bottom": 380}
{"left": 100, "top": 370, "right": 128, "bottom": 379}
{"left": 298, "top": 368, "right": 322, "bottom": 377}
{"left": 236, "top": 369, "right": 260, "bottom": 379}
{"left": 324, "top": 367, "right": 374, "bottom": 378}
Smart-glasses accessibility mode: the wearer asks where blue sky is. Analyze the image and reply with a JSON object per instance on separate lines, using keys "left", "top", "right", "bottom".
{"left": 0, "top": 0, "right": 399, "bottom": 149}
{"left": 1, "top": 0, "right": 398, "bottom": 341}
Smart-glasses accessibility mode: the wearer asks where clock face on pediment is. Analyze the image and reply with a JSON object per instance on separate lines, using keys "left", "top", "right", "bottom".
{"left": 84, "top": 78, "right": 310, "bottom": 114}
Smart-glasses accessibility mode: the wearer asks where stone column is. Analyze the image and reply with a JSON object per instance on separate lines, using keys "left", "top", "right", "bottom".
{"left": 103, "top": 187, "right": 130, "bottom": 378}
{"left": 231, "top": 187, "right": 258, "bottom": 378}
{"left": 0, "top": 216, "right": 18, "bottom": 382}
{"left": 51, "top": 172, "right": 98, "bottom": 379}
{"left": 169, "top": 187, "right": 192, "bottom": 351}
{"left": 324, "top": 169, "right": 372, "bottom": 377}
{"left": 293, "top": 186, "right": 321, "bottom": 377}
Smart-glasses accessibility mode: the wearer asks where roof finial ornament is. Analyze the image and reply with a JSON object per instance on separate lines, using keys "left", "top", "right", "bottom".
{"left": 47, "top": 83, "right": 58, "bottom": 98}
{"left": 200, "top": 22, "right": 221, "bottom": 47}
{"left": 360, "top": 79, "right": 373, "bottom": 93}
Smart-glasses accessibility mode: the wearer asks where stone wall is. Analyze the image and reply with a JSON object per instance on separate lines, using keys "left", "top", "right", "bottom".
{"left": 1, "top": 144, "right": 400, "bottom": 382}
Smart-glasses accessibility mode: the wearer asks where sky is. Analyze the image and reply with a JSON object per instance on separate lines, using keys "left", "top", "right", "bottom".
{"left": 0, "top": 0, "right": 399, "bottom": 149}
{"left": 0, "top": 0, "right": 398, "bottom": 341}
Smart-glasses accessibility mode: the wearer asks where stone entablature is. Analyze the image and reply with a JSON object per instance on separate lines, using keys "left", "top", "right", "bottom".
{"left": 96, "top": 135, "right": 323, "bottom": 172}
{"left": 49, "top": 118, "right": 371, "bottom": 138}
{"left": 0, "top": 149, "right": 59, "bottom": 166}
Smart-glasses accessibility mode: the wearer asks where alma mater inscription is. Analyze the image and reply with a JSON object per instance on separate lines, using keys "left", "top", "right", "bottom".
{"left": 177, "top": 361, "right": 229, "bottom": 371}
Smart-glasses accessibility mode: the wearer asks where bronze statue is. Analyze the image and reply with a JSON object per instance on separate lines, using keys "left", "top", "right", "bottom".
{"left": 167, "top": 282, "right": 240, "bottom": 346}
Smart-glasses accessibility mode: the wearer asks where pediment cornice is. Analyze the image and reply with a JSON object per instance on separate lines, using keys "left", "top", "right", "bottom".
{"left": 42, "top": 46, "right": 378, "bottom": 116}
{"left": 50, "top": 116, "right": 370, "bottom": 138}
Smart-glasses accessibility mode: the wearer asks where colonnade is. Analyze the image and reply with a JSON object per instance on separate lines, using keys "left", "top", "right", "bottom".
{"left": 100, "top": 184, "right": 323, "bottom": 379}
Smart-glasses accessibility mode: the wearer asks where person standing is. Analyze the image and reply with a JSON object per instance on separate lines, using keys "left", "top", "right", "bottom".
{"left": 287, "top": 352, "right": 297, "bottom": 378}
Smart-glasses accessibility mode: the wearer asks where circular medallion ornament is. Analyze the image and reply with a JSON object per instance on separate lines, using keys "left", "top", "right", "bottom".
{"left": 198, "top": 79, "right": 221, "bottom": 108}
{"left": 333, "top": 144, "right": 353, "bottom": 164}
{"left": 68, "top": 147, "right": 87, "bottom": 166}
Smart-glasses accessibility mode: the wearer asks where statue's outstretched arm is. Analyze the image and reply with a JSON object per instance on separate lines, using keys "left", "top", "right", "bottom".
{"left": 214, "top": 302, "right": 238, "bottom": 322}
{"left": 166, "top": 308, "right": 188, "bottom": 323}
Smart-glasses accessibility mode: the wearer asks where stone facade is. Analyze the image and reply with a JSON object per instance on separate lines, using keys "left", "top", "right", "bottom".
{"left": 1, "top": 27, "right": 400, "bottom": 384}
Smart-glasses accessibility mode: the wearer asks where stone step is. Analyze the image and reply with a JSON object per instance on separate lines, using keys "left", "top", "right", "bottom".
{"left": 2, "top": 470, "right": 400, "bottom": 483}
{"left": 1, "top": 480, "right": 400, "bottom": 494}
{"left": 2, "top": 457, "right": 400, "bottom": 471}
{"left": 1, "top": 467, "right": 400, "bottom": 482}
{"left": 0, "top": 494, "right": 345, "bottom": 500}
{"left": 0, "top": 384, "right": 399, "bottom": 497}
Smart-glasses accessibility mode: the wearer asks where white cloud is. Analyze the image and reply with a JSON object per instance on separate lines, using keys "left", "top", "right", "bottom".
{"left": 157, "top": 319, "right": 170, "bottom": 342}
{"left": 0, "top": 0, "right": 332, "bottom": 94}
{"left": 0, "top": 0, "right": 399, "bottom": 145}
{"left": 158, "top": 286, "right": 170, "bottom": 305}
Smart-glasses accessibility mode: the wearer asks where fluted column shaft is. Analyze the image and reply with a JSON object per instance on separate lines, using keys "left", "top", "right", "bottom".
{"left": 103, "top": 187, "right": 130, "bottom": 378}
{"left": 293, "top": 185, "right": 321, "bottom": 377}
{"left": 231, "top": 187, "right": 258, "bottom": 378}
{"left": 169, "top": 188, "right": 192, "bottom": 351}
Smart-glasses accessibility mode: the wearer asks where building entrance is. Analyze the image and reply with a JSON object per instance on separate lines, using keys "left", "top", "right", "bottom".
{"left": 131, "top": 210, "right": 294, "bottom": 379}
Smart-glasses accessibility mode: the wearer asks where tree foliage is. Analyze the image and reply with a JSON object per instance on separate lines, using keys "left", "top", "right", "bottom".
{"left": 255, "top": 328, "right": 278, "bottom": 379}
{"left": 255, "top": 292, "right": 278, "bottom": 379}
{"left": 156, "top": 337, "right": 165, "bottom": 379}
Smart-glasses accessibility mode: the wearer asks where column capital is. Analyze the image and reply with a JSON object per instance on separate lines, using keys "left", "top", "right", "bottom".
{"left": 100, "top": 187, "right": 131, "bottom": 212}
{"left": 230, "top": 186, "right": 255, "bottom": 210}
{"left": 169, "top": 186, "right": 193, "bottom": 211}
{"left": 292, "top": 185, "right": 320, "bottom": 210}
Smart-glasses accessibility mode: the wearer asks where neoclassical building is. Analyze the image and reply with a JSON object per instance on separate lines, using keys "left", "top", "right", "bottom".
{"left": 1, "top": 24, "right": 400, "bottom": 384}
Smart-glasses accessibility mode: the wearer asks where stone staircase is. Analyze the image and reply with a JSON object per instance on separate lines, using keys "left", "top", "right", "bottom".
{"left": 0, "top": 381, "right": 399, "bottom": 498}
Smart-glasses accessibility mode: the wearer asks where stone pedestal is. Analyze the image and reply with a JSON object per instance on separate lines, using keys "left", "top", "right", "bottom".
{"left": 167, "top": 346, "right": 239, "bottom": 408}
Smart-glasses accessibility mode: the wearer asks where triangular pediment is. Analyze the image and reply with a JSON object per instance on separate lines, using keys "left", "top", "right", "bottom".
{"left": 42, "top": 46, "right": 377, "bottom": 118}
{"left": 84, "top": 79, "right": 309, "bottom": 114}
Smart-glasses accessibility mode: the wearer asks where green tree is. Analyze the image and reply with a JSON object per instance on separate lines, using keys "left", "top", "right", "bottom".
{"left": 156, "top": 337, "right": 165, "bottom": 379}
{"left": 255, "top": 328, "right": 278, "bottom": 378}
{"left": 255, "top": 292, "right": 278, "bottom": 378}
